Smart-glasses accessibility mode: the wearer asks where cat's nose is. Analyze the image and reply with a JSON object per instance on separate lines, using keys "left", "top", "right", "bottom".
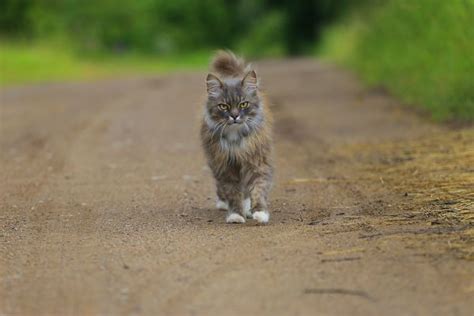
{"left": 230, "top": 114, "right": 240, "bottom": 123}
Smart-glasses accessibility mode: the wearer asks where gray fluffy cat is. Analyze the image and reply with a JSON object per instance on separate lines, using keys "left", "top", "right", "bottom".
{"left": 200, "top": 51, "right": 274, "bottom": 224}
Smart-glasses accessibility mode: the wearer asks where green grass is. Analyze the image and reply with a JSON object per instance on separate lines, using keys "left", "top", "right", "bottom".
{"left": 0, "top": 41, "right": 209, "bottom": 87}
{"left": 318, "top": 0, "right": 474, "bottom": 122}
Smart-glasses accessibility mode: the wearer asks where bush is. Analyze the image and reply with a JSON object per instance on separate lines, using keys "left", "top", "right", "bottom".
{"left": 319, "top": 0, "right": 474, "bottom": 122}
{"left": 1, "top": 0, "right": 358, "bottom": 56}
{"left": 237, "top": 11, "right": 286, "bottom": 58}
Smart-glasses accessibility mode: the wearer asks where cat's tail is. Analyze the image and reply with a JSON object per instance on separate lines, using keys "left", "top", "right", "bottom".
{"left": 210, "top": 50, "right": 249, "bottom": 77}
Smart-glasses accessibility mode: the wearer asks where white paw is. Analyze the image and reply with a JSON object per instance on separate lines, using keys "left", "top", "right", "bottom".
{"left": 253, "top": 211, "right": 269, "bottom": 224}
{"left": 216, "top": 199, "right": 229, "bottom": 211}
{"left": 226, "top": 213, "right": 246, "bottom": 224}
{"left": 242, "top": 198, "right": 252, "bottom": 218}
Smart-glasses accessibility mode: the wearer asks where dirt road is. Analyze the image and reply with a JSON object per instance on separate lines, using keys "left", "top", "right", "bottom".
{"left": 1, "top": 59, "right": 473, "bottom": 315}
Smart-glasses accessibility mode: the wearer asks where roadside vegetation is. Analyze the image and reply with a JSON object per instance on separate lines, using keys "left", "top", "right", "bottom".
{"left": 0, "top": 41, "right": 209, "bottom": 86}
{"left": 318, "top": 0, "right": 474, "bottom": 122}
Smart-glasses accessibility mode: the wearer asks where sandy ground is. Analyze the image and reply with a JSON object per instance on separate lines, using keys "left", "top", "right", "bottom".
{"left": 1, "top": 59, "right": 473, "bottom": 316}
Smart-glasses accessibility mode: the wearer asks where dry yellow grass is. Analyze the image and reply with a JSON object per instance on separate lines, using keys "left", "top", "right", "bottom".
{"left": 337, "top": 129, "right": 473, "bottom": 260}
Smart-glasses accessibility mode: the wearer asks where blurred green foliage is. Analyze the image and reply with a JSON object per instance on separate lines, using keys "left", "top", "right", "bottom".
{"left": 0, "top": 0, "right": 351, "bottom": 56}
{"left": 2, "top": 0, "right": 472, "bottom": 123}
{"left": 0, "top": 0, "right": 353, "bottom": 85}
{"left": 319, "top": 0, "right": 474, "bottom": 122}
{"left": 0, "top": 41, "right": 210, "bottom": 86}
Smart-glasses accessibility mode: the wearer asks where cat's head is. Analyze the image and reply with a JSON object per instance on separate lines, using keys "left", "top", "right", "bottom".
{"left": 204, "top": 70, "right": 263, "bottom": 137}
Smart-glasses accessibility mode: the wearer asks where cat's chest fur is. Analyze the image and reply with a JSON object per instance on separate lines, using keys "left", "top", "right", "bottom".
{"left": 219, "top": 130, "right": 248, "bottom": 155}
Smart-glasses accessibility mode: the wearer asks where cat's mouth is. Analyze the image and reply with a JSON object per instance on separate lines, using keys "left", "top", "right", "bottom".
{"left": 227, "top": 122, "right": 243, "bottom": 130}
{"left": 227, "top": 119, "right": 243, "bottom": 125}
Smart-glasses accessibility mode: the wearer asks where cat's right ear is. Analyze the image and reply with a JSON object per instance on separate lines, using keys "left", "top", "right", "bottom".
{"left": 206, "top": 74, "right": 223, "bottom": 98}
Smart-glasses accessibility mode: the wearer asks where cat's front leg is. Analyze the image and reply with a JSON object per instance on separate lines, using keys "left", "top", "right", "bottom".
{"left": 247, "top": 170, "right": 272, "bottom": 224}
{"left": 217, "top": 180, "right": 246, "bottom": 224}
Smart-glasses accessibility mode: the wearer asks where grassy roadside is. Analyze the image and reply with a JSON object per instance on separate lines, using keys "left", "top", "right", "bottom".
{"left": 0, "top": 41, "right": 209, "bottom": 87}
{"left": 318, "top": 0, "right": 474, "bottom": 122}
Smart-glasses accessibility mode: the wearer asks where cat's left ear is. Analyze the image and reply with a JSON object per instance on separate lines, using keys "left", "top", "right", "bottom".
{"left": 206, "top": 73, "right": 223, "bottom": 98}
{"left": 242, "top": 70, "right": 258, "bottom": 95}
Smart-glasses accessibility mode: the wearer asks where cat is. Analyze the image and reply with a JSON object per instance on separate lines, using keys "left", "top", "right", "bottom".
{"left": 200, "top": 51, "right": 273, "bottom": 224}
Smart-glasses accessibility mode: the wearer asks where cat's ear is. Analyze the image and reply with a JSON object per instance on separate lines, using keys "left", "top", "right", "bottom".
{"left": 206, "top": 73, "right": 223, "bottom": 98}
{"left": 242, "top": 70, "right": 258, "bottom": 95}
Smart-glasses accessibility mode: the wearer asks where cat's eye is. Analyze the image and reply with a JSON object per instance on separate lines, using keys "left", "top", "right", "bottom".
{"left": 218, "top": 103, "right": 229, "bottom": 111}
{"left": 239, "top": 101, "right": 250, "bottom": 109}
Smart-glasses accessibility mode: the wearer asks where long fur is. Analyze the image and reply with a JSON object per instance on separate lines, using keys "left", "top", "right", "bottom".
{"left": 211, "top": 50, "right": 249, "bottom": 77}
